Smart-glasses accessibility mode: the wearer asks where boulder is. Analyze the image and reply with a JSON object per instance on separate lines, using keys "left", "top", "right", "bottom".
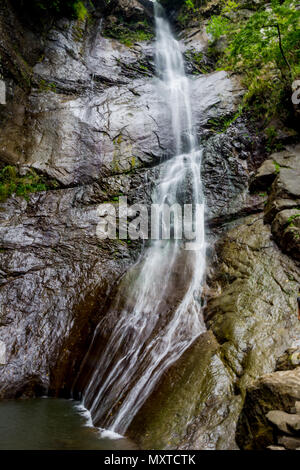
{"left": 249, "top": 159, "right": 278, "bottom": 192}
{"left": 236, "top": 368, "right": 300, "bottom": 449}
{"left": 114, "top": 0, "right": 147, "bottom": 20}
{"left": 278, "top": 436, "right": 300, "bottom": 450}
{"left": 271, "top": 209, "right": 300, "bottom": 260}
{"left": 276, "top": 349, "right": 300, "bottom": 371}
{"left": 267, "top": 445, "right": 286, "bottom": 450}
{"left": 267, "top": 410, "right": 300, "bottom": 435}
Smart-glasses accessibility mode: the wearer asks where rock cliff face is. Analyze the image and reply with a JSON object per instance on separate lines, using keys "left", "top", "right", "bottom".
{"left": 0, "top": 0, "right": 299, "bottom": 450}
{"left": 128, "top": 145, "right": 300, "bottom": 449}
{"left": 0, "top": 0, "right": 245, "bottom": 399}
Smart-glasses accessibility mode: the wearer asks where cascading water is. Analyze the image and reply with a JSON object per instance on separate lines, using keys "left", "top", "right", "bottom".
{"left": 73, "top": 2, "right": 206, "bottom": 435}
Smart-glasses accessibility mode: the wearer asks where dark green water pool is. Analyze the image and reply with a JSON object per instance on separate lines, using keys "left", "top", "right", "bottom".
{"left": 0, "top": 398, "right": 137, "bottom": 450}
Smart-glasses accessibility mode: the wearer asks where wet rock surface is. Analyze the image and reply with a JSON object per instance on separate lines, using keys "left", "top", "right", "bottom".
{"left": 206, "top": 215, "right": 300, "bottom": 392}
{"left": 128, "top": 214, "right": 300, "bottom": 449}
{"left": 202, "top": 121, "right": 265, "bottom": 225}
{"left": 276, "top": 348, "right": 300, "bottom": 371}
{"left": 237, "top": 367, "right": 300, "bottom": 450}
{"left": 1, "top": 1, "right": 243, "bottom": 187}
{"left": 128, "top": 331, "right": 241, "bottom": 450}
{"left": 0, "top": 184, "right": 140, "bottom": 398}
{"left": 250, "top": 146, "right": 300, "bottom": 260}
{"left": 0, "top": 0, "right": 250, "bottom": 400}
{"left": 0, "top": 0, "right": 299, "bottom": 451}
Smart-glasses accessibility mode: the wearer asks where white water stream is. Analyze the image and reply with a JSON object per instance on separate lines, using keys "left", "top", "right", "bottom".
{"left": 77, "top": 2, "right": 207, "bottom": 434}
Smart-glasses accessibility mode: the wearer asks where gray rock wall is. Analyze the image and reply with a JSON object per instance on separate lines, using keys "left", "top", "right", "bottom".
{"left": 0, "top": 0, "right": 299, "bottom": 451}
{"left": 0, "top": 0, "right": 248, "bottom": 399}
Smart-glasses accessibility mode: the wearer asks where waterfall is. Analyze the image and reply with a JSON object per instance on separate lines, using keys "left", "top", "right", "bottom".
{"left": 73, "top": 2, "right": 206, "bottom": 435}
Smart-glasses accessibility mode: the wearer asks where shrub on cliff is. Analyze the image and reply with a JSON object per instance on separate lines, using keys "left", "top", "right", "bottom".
{"left": 0, "top": 166, "right": 59, "bottom": 202}
{"left": 207, "top": 0, "right": 300, "bottom": 126}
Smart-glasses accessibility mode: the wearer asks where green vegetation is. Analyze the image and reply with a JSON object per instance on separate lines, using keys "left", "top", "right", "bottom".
{"left": 264, "top": 125, "right": 285, "bottom": 153}
{"left": 206, "top": 0, "right": 300, "bottom": 125}
{"left": 38, "top": 79, "right": 57, "bottom": 93}
{"left": 162, "top": 0, "right": 211, "bottom": 27}
{"left": 273, "top": 160, "right": 281, "bottom": 174}
{"left": 0, "top": 166, "right": 59, "bottom": 202}
{"left": 163, "top": 1, "right": 299, "bottom": 127}
{"left": 207, "top": 104, "right": 244, "bottom": 133}
{"left": 73, "top": 1, "right": 88, "bottom": 21}
{"left": 184, "top": 50, "right": 213, "bottom": 74}
{"left": 17, "top": 0, "right": 89, "bottom": 20}
{"left": 102, "top": 193, "right": 125, "bottom": 204}
{"left": 287, "top": 213, "right": 300, "bottom": 226}
{"left": 103, "top": 19, "right": 153, "bottom": 47}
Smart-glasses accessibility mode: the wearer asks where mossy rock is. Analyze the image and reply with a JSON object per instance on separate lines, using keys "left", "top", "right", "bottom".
{"left": 127, "top": 331, "right": 237, "bottom": 449}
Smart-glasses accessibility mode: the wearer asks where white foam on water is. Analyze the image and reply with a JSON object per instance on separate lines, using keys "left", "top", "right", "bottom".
{"left": 99, "top": 428, "right": 123, "bottom": 440}
{"left": 74, "top": 403, "right": 94, "bottom": 428}
{"left": 74, "top": 402, "right": 124, "bottom": 440}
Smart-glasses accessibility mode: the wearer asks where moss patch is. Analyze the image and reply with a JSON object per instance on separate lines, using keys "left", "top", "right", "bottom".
{"left": 0, "top": 166, "right": 59, "bottom": 202}
{"left": 103, "top": 19, "right": 153, "bottom": 47}
{"left": 207, "top": 105, "right": 243, "bottom": 133}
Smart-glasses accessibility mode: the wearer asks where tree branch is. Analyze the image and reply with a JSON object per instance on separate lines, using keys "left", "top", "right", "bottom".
{"left": 262, "top": 23, "right": 292, "bottom": 74}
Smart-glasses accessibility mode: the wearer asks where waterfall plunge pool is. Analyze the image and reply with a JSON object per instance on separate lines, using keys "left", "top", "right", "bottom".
{"left": 0, "top": 398, "right": 137, "bottom": 450}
